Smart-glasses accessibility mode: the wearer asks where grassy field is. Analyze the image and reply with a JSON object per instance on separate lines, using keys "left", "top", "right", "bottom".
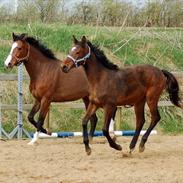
{"left": 0, "top": 23, "right": 183, "bottom": 134}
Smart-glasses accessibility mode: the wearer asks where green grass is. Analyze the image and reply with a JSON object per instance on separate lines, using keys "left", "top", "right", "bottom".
{"left": 0, "top": 23, "right": 183, "bottom": 135}
{"left": 1, "top": 23, "right": 183, "bottom": 71}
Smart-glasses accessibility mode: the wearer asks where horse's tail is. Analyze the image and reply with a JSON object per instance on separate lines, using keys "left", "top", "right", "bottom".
{"left": 162, "top": 70, "right": 182, "bottom": 108}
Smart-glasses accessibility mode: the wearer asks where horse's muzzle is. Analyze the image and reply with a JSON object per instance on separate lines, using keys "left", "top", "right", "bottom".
{"left": 5, "top": 63, "right": 12, "bottom": 69}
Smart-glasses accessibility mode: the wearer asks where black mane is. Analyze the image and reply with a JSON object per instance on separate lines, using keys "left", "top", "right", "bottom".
{"left": 17, "top": 35, "right": 57, "bottom": 60}
{"left": 87, "top": 41, "right": 119, "bottom": 70}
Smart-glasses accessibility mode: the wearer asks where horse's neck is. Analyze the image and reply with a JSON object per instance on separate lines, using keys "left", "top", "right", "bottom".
{"left": 84, "top": 54, "right": 108, "bottom": 82}
{"left": 24, "top": 46, "right": 53, "bottom": 81}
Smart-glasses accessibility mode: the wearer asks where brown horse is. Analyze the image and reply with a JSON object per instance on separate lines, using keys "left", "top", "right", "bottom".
{"left": 4, "top": 33, "right": 116, "bottom": 144}
{"left": 61, "top": 35, "right": 182, "bottom": 155}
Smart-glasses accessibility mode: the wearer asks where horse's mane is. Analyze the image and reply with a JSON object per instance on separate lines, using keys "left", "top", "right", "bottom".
{"left": 16, "top": 35, "right": 57, "bottom": 60}
{"left": 87, "top": 41, "right": 119, "bottom": 70}
{"left": 26, "top": 37, "right": 57, "bottom": 60}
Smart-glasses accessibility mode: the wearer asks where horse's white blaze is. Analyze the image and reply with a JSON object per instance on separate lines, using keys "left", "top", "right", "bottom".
{"left": 27, "top": 131, "right": 39, "bottom": 145}
{"left": 4, "top": 42, "right": 18, "bottom": 66}
{"left": 71, "top": 46, "right": 77, "bottom": 51}
{"left": 4, "top": 55, "right": 12, "bottom": 67}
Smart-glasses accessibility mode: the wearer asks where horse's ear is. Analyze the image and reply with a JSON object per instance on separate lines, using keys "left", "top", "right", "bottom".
{"left": 12, "top": 32, "right": 18, "bottom": 41}
{"left": 20, "top": 33, "right": 28, "bottom": 40}
{"left": 73, "top": 35, "right": 78, "bottom": 44}
{"left": 81, "top": 36, "right": 87, "bottom": 44}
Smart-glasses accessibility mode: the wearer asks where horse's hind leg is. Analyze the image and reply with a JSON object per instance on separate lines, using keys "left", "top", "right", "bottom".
{"left": 110, "top": 107, "right": 117, "bottom": 141}
{"left": 129, "top": 99, "right": 145, "bottom": 153}
{"left": 89, "top": 114, "right": 98, "bottom": 142}
{"left": 102, "top": 105, "right": 122, "bottom": 151}
{"left": 139, "top": 98, "right": 160, "bottom": 153}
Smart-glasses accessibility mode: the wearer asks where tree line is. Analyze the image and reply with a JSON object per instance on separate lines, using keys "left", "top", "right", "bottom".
{"left": 0, "top": 0, "right": 183, "bottom": 27}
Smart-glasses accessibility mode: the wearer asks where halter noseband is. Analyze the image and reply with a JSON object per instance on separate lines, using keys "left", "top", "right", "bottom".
{"left": 13, "top": 44, "right": 30, "bottom": 66}
{"left": 67, "top": 46, "right": 91, "bottom": 67}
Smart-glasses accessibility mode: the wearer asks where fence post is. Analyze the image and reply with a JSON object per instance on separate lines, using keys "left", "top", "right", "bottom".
{"left": 9, "top": 64, "right": 31, "bottom": 139}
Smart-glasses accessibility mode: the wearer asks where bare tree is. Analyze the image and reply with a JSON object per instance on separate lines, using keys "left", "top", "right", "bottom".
{"left": 69, "top": 1, "right": 98, "bottom": 25}
{"left": 1, "top": 0, "right": 183, "bottom": 27}
{"left": 17, "top": 0, "right": 38, "bottom": 22}
{"left": 33, "top": 0, "right": 60, "bottom": 22}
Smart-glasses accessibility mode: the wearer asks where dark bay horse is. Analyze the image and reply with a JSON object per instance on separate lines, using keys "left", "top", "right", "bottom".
{"left": 61, "top": 35, "right": 182, "bottom": 155}
{"left": 4, "top": 33, "right": 116, "bottom": 144}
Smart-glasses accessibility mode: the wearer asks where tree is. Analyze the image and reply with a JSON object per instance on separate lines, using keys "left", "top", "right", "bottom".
{"left": 69, "top": 1, "right": 98, "bottom": 25}
{"left": 99, "top": 0, "right": 134, "bottom": 26}
{"left": 17, "top": 0, "right": 38, "bottom": 22}
{"left": 33, "top": 0, "right": 60, "bottom": 22}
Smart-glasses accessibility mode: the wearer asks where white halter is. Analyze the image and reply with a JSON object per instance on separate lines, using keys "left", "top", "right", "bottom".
{"left": 67, "top": 46, "right": 91, "bottom": 67}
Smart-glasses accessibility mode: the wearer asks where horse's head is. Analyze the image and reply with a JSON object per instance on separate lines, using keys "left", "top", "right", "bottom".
{"left": 4, "top": 33, "right": 30, "bottom": 68}
{"left": 61, "top": 35, "right": 90, "bottom": 73}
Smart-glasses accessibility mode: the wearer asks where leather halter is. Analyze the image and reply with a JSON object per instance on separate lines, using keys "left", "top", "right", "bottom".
{"left": 13, "top": 44, "right": 30, "bottom": 66}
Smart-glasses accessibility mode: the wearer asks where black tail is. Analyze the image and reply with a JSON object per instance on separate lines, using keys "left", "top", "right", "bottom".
{"left": 162, "top": 70, "right": 182, "bottom": 108}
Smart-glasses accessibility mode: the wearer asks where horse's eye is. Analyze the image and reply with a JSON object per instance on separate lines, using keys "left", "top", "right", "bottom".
{"left": 76, "top": 52, "right": 79, "bottom": 55}
{"left": 18, "top": 47, "right": 22, "bottom": 50}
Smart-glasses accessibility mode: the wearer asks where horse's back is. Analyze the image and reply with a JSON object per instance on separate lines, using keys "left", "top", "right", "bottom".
{"left": 108, "top": 64, "right": 166, "bottom": 105}
{"left": 120, "top": 64, "right": 166, "bottom": 86}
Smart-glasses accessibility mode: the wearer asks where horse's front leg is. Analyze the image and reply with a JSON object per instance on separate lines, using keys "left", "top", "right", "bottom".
{"left": 28, "top": 98, "right": 51, "bottom": 145}
{"left": 28, "top": 100, "right": 40, "bottom": 129}
{"left": 103, "top": 105, "right": 122, "bottom": 151}
{"left": 82, "top": 102, "right": 98, "bottom": 155}
{"left": 28, "top": 99, "right": 47, "bottom": 134}
{"left": 82, "top": 97, "right": 98, "bottom": 143}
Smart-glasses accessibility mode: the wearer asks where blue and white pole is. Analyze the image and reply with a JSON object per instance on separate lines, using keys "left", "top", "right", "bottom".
{"left": 30, "top": 130, "right": 157, "bottom": 138}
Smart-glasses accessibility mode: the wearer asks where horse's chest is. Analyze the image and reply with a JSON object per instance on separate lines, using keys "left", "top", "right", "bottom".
{"left": 29, "top": 84, "right": 39, "bottom": 99}
{"left": 29, "top": 83, "right": 48, "bottom": 100}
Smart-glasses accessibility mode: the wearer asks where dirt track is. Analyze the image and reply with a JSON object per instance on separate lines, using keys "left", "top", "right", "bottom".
{"left": 0, "top": 135, "right": 183, "bottom": 183}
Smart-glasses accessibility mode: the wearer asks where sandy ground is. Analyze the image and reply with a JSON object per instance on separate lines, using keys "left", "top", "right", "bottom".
{"left": 0, "top": 135, "right": 183, "bottom": 183}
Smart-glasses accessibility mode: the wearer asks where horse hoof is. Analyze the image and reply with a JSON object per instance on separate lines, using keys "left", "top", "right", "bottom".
{"left": 86, "top": 148, "right": 92, "bottom": 155}
{"left": 139, "top": 145, "right": 145, "bottom": 153}
{"left": 115, "top": 144, "right": 122, "bottom": 151}
{"left": 47, "top": 131, "right": 52, "bottom": 135}
{"left": 129, "top": 148, "right": 135, "bottom": 154}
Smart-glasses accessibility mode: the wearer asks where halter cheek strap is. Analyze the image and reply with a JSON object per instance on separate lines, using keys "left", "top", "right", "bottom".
{"left": 67, "top": 46, "right": 91, "bottom": 67}
{"left": 13, "top": 44, "right": 30, "bottom": 66}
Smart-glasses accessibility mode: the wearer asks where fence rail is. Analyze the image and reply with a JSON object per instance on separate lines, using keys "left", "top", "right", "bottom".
{"left": 0, "top": 74, "right": 29, "bottom": 81}
{"left": 0, "top": 100, "right": 176, "bottom": 112}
